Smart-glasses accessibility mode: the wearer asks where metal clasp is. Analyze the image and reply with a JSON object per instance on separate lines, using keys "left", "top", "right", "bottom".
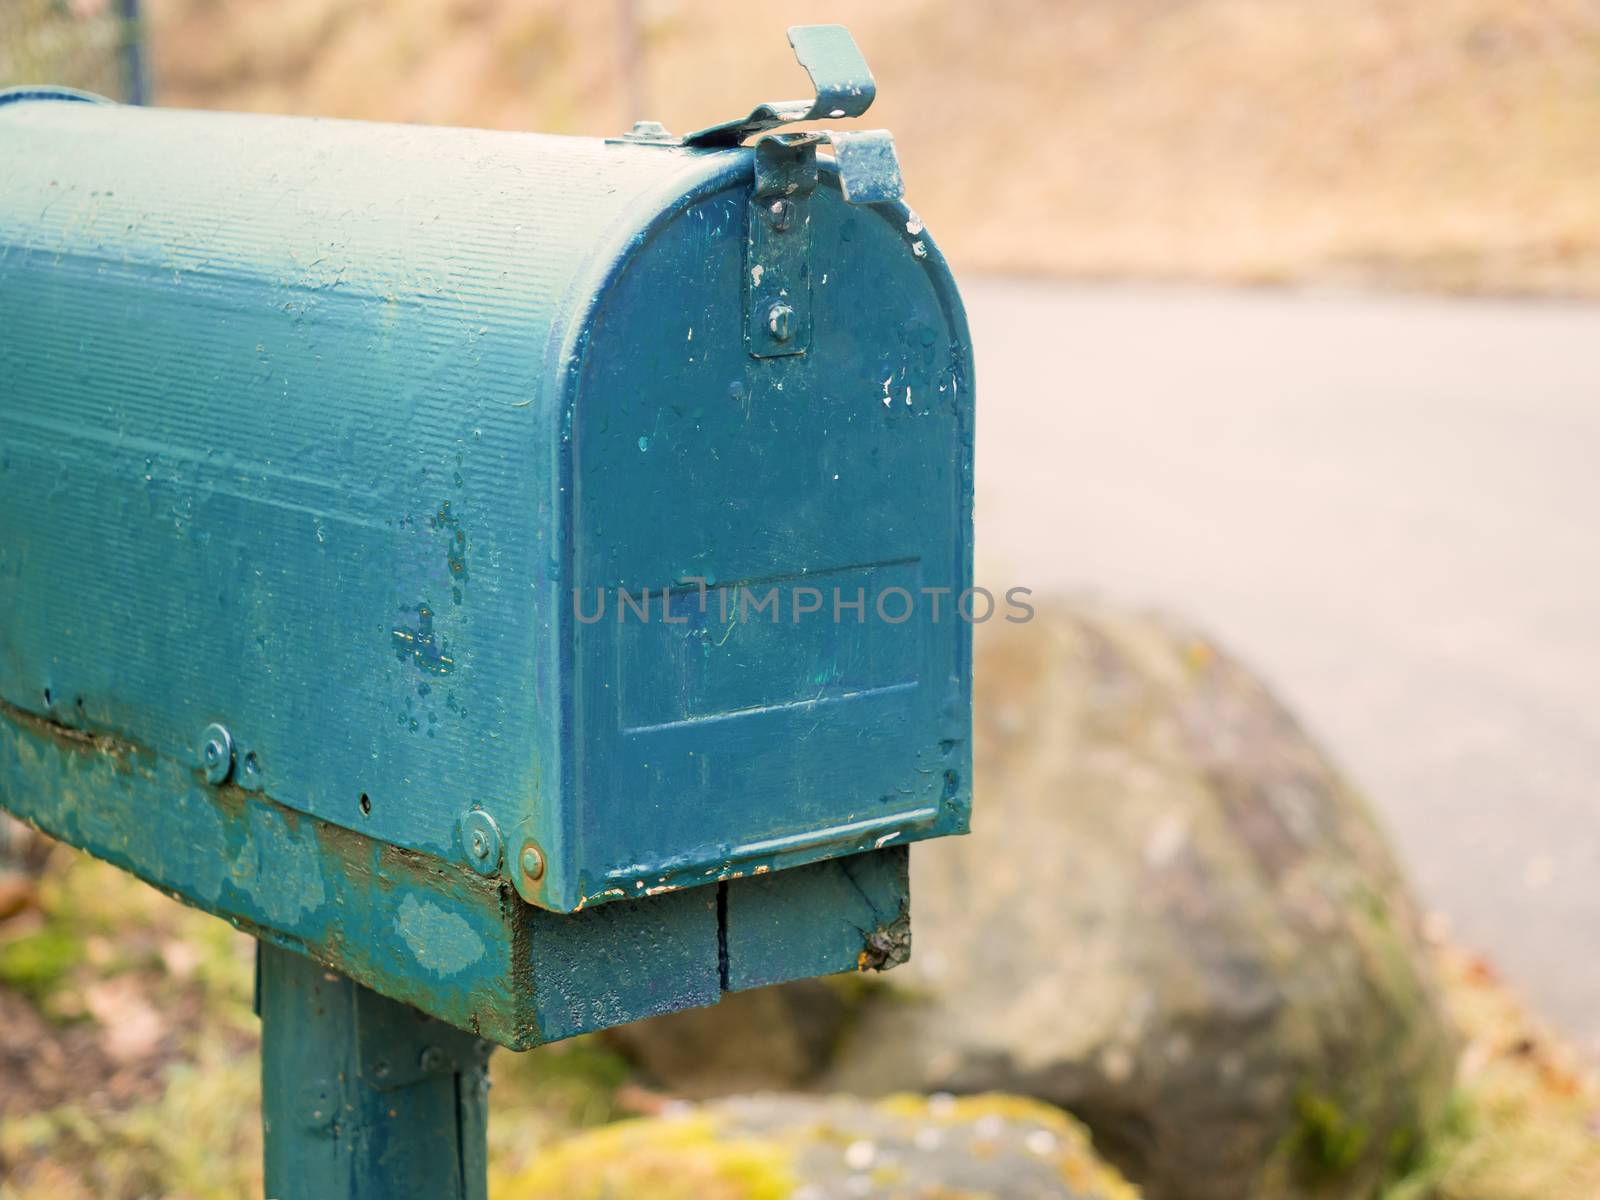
{"left": 699, "top": 25, "right": 907, "bottom": 357}
{"left": 682, "top": 24, "right": 905, "bottom": 205}
{"left": 611, "top": 26, "right": 905, "bottom": 359}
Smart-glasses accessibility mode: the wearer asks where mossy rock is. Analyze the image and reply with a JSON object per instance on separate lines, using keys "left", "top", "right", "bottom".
{"left": 504, "top": 1092, "right": 1137, "bottom": 1200}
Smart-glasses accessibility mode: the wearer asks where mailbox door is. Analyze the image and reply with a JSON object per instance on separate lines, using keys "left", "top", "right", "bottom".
{"left": 551, "top": 164, "right": 973, "bottom": 911}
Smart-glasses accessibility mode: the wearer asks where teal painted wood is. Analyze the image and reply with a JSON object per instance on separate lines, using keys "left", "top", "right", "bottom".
{"left": 723, "top": 843, "right": 910, "bottom": 990}
{"left": 0, "top": 700, "right": 908, "bottom": 1045}
{"left": 0, "top": 93, "right": 973, "bottom": 915}
{"left": 258, "top": 942, "right": 492, "bottom": 1200}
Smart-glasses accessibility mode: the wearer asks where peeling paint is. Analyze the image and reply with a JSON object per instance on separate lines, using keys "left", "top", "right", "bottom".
{"left": 232, "top": 806, "right": 327, "bottom": 926}
{"left": 397, "top": 893, "right": 486, "bottom": 976}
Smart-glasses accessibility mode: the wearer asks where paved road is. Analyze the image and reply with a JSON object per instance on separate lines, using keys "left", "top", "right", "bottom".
{"left": 969, "top": 280, "right": 1600, "bottom": 1054}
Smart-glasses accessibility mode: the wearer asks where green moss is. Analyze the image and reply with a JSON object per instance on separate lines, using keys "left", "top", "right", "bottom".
{"left": 1384, "top": 1121, "right": 1425, "bottom": 1177}
{"left": 1290, "top": 1090, "right": 1371, "bottom": 1181}
{"left": 0, "top": 927, "right": 82, "bottom": 1002}
{"left": 501, "top": 1113, "right": 799, "bottom": 1200}
{"left": 1379, "top": 1094, "right": 1473, "bottom": 1200}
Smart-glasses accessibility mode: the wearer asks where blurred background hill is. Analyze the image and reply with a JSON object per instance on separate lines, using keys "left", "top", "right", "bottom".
{"left": 9, "top": 0, "right": 1600, "bottom": 294}
{"left": 140, "top": 0, "right": 1600, "bottom": 296}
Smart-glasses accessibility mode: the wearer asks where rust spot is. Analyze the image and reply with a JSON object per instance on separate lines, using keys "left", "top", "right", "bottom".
{"left": 0, "top": 697, "right": 143, "bottom": 772}
{"left": 856, "top": 912, "right": 911, "bottom": 972}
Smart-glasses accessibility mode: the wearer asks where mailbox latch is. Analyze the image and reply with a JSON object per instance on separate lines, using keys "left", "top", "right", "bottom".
{"left": 743, "top": 135, "right": 817, "bottom": 357}
{"left": 615, "top": 25, "right": 906, "bottom": 358}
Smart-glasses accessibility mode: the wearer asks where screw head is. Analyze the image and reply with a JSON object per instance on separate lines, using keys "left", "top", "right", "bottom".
{"left": 460, "top": 810, "right": 503, "bottom": 876}
{"left": 766, "top": 198, "right": 795, "bottom": 231}
{"left": 519, "top": 843, "right": 546, "bottom": 882}
{"left": 766, "top": 302, "right": 795, "bottom": 343}
{"left": 198, "top": 723, "right": 233, "bottom": 785}
{"left": 624, "top": 119, "right": 673, "bottom": 142}
{"left": 418, "top": 1046, "right": 445, "bottom": 1073}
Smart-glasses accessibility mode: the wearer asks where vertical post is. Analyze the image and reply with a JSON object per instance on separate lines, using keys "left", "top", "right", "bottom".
{"left": 118, "top": 0, "right": 147, "bottom": 105}
{"left": 257, "top": 942, "right": 492, "bottom": 1200}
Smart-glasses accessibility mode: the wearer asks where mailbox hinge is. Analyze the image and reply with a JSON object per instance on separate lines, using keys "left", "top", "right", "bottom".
{"left": 612, "top": 25, "right": 907, "bottom": 360}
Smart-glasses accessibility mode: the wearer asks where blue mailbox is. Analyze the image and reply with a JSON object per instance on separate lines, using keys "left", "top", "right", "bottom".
{"left": 0, "top": 27, "right": 971, "bottom": 1058}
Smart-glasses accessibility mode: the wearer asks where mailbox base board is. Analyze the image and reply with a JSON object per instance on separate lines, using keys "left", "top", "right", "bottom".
{"left": 0, "top": 703, "right": 911, "bottom": 1048}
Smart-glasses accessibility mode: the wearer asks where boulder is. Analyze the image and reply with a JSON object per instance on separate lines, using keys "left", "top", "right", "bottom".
{"left": 502, "top": 1092, "right": 1137, "bottom": 1200}
{"left": 610, "top": 603, "right": 1457, "bottom": 1199}
{"left": 603, "top": 978, "right": 850, "bottom": 1096}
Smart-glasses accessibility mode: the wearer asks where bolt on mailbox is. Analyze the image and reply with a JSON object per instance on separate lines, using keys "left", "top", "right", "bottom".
{"left": 0, "top": 27, "right": 970, "bottom": 1067}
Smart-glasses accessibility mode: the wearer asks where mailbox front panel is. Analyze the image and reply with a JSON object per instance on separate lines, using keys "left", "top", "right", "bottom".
{"left": 554, "top": 172, "right": 973, "bottom": 909}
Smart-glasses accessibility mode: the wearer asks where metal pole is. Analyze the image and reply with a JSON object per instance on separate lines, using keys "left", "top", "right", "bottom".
{"left": 118, "top": 0, "right": 147, "bottom": 105}
{"left": 256, "top": 942, "right": 492, "bottom": 1200}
